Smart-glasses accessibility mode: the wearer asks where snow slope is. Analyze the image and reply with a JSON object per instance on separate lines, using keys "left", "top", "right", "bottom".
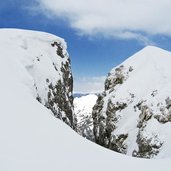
{"left": 93, "top": 46, "right": 171, "bottom": 158}
{"left": 74, "top": 94, "right": 97, "bottom": 139}
{"left": 0, "top": 29, "right": 171, "bottom": 170}
{"left": 0, "top": 85, "right": 170, "bottom": 171}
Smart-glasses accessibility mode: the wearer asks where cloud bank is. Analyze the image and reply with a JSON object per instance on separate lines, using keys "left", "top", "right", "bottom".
{"left": 74, "top": 76, "right": 106, "bottom": 93}
{"left": 38, "top": 0, "right": 171, "bottom": 42}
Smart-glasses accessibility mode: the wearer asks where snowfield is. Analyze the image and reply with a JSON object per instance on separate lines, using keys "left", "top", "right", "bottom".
{"left": 0, "top": 29, "right": 171, "bottom": 170}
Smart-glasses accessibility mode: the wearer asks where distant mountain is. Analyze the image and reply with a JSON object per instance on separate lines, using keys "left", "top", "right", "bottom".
{"left": 74, "top": 94, "right": 97, "bottom": 140}
{"left": 73, "top": 93, "right": 99, "bottom": 98}
{"left": 93, "top": 46, "right": 171, "bottom": 159}
{"left": 73, "top": 93, "right": 89, "bottom": 98}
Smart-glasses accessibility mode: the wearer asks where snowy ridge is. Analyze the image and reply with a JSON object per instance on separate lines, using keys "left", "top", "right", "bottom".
{"left": 93, "top": 46, "right": 171, "bottom": 158}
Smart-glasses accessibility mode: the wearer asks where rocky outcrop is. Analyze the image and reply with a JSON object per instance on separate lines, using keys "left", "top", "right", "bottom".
{"left": 92, "top": 65, "right": 132, "bottom": 151}
{"left": 133, "top": 101, "right": 163, "bottom": 158}
{"left": 0, "top": 29, "right": 75, "bottom": 128}
{"left": 92, "top": 46, "right": 171, "bottom": 159}
{"left": 36, "top": 40, "right": 75, "bottom": 128}
{"left": 42, "top": 41, "right": 74, "bottom": 127}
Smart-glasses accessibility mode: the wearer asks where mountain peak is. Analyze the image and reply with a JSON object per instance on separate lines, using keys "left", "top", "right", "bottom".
{"left": 93, "top": 45, "right": 171, "bottom": 159}
{"left": 141, "top": 45, "right": 165, "bottom": 52}
{"left": 123, "top": 45, "right": 171, "bottom": 65}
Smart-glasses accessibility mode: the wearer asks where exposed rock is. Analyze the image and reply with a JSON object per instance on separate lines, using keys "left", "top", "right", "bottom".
{"left": 105, "top": 65, "right": 125, "bottom": 91}
{"left": 39, "top": 41, "right": 75, "bottom": 127}
{"left": 136, "top": 103, "right": 153, "bottom": 128}
{"left": 133, "top": 130, "right": 163, "bottom": 158}
{"left": 51, "top": 41, "right": 65, "bottom": 58}
{"left": 92, "top": 93, "right": 105, "bottom": 144}
{"left": 109, "top": 134, "right": 128, "bottom": 154}
{"left": 154, "top": 97, "right": 171, "bottom": 124}
{"left": 93, "top": 66, "right": 133, "bottom": 152}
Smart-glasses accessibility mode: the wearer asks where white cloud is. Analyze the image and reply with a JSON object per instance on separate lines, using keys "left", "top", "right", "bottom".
{"left": 37, "top": 0, "right": 171, "bottom": 42}
{"left": 74, "top": 76, "right": 106, "bottom": 94}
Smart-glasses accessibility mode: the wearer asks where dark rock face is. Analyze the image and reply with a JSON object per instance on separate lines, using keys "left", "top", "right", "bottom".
{"left": 92, "top": 65, "right": 131, "bottom": 153}
{"left": 92, "top": 93, "right": 105, "bottom": 144}
{"left": 36, "top": 41, "right": 75, "bottom": 128}
{"left": 93, "top": 96, "right": 129, "bottom": 153}
{"left": 51, "top": 41, "right": 65, "bottom": 58}
{"left": 109, "top": 134, "right": 128, "bottom": 154}
{"left": 133, "top": 129, "right": 163, "bottom": 158}
{"left": 133, "top": 102, "right": 163, "bottom": 158}
{"left": 105, "top": 65, "right": 133, "bottom": 91}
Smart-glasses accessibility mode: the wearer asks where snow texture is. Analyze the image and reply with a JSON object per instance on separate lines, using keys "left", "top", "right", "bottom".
{"left": 0, "top": 29, "right": 170, "bottom": 170}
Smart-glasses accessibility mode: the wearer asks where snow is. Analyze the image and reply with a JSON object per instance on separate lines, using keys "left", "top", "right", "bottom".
{"left": 74, "top": 94, "right": 97, "bottom": 141}
{"left": 74, "top": 94, "right": 97, "bottom": 123}
{"left": 0, "top": 28, "right": 74, "bottom": 125}
{"left": 0, "top": 29, "right": 171, "bottom": 170}
{"left": 96, "top": 45, "right": 171, "bottom": 158}
{"left": 0, "top": 28, "right": 69, "bottom": 103}
{"left": 74, "top": 94, "right": 97, "bottom": 139}
{"left": 0, "top": 79, "right": 170, "bottom": 171}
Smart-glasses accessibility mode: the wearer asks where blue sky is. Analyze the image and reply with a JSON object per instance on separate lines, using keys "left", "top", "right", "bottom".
{"left": 1, "top": 0, "right": 171, "bottom": 93}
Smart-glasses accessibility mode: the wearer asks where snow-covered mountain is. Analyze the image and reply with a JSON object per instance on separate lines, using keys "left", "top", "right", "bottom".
{"left": 74, "top": 94, "right": 97, "bottom": 140}
{"left": 93, "top": 46, "right": 171, "bottom": 159}
{"left": 0, "top": 28, "right": 74, "bottom": 127}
